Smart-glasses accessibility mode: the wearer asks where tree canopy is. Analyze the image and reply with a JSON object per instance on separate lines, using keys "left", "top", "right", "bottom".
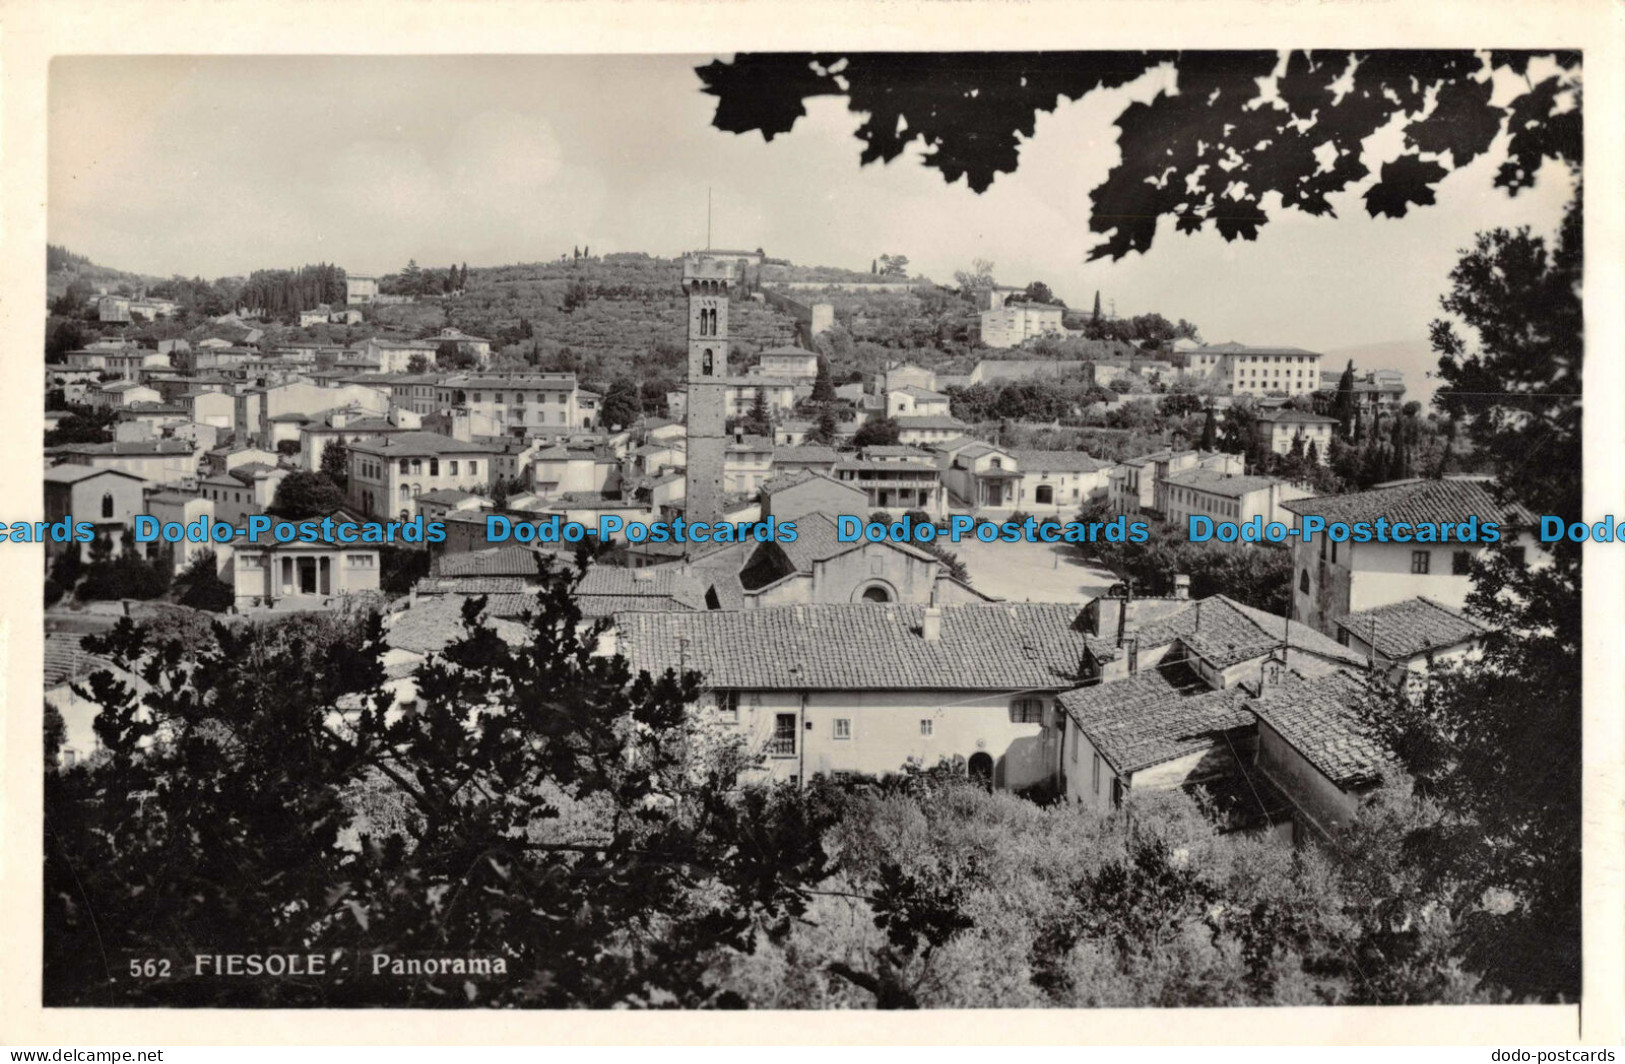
{"left": 696, "top": 51, "right": 1581, "bottom": 259}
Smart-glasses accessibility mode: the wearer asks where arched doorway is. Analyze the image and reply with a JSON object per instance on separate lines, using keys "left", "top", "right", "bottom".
{"left": 968, "top": 752, "right": 994, "bottom": 788}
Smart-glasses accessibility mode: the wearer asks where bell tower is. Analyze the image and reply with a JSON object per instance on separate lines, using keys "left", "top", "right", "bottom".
{"left": 681, "top": 252, "right": 733, "bottom": 530}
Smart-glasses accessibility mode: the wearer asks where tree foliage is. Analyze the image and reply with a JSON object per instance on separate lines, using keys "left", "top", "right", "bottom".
{"left": 269, "top": 470, "right": 348, "bottom": 520}
{"left": 696, "top": 51, "right": 1580, "bottom": 259}
{"left": 44, "top": 557, "right": 840, "bottom": 1006}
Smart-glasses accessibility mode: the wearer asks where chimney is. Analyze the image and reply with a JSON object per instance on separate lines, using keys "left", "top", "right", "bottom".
{"left": 921, "top": 606, "right": 942, "bottom": 643}
{"left": 1173, "top": 573, "right": 1191, "bottom": 600}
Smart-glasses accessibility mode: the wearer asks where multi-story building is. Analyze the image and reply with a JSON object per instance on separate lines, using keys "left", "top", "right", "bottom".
{"left": 434, "top": 374, "right": 595, "bottom": 431}
{"left": 1182, "top": 342, "right": 1324, "bottom": 398}
{"left": 1282, "top": 477, "right": 1543, "bottom": 636}
{"left": 753, "top": 345, "right": 820, "bottom": 380}
{"left": 979, "top": 301, "right": 1066, "bottom": 349}
{"left": 833, "top": 445, "right": 944, "bottom": 514}
{"left": 346, "top": 432, "right": 502, "bottom": 520}
{"left": 613, "top": 601, "right": 1089, "bottom": 789}
{"left": 345, "top": 274, "right": 380, "bottom": 304}
{"left": 1160, "top": 470, "right": 1315, "bottom": 528}
{"left": 1255, "top": 409, "right": 1339, "bottom": 462}
{"left": 1107, "top": 449, "right": 1245, "bottom": 515}
{"left": 48, "top": 440, "right": 198, "bottom": 486}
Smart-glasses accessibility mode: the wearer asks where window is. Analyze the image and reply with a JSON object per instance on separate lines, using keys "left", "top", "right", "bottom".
{"left": 1410, "top": 550, "right": 1431, "bottom": 575}
{"left": 1299, "top": 569, "right": 1310, "bottom": 594}
{"left": 1452, "top": 550, "right": 1473, "bottom": 575}
{"left": 702, "top": 349, "right": 714, "bottom": 376}
{"left": 920, "top": 719, "right": 933, "bottom": 737}
{"left": 1009, "top": 697, "right": 1043, "bottom": 724}
{"left": 449, "top": 460, "right": 459, "bottom": 476}
{"left": 411, "top": 459, "right": 422, "bottom": 475}
{"left": 1320, "top": 536, "right": 1327, "bottom": 560}
{"left": 1331, "top": 541, "right": 1338, "bottom": 564}
{"left": 1092, "top": 752, "right": 1102, "bottom": 795}
{"left": 769, "top": 713, "right": 796, "bottom": 757}
{"left": 399, "top": 485, "right": 410, "bottom": 501}
{"left": 347, "top": 553, "right": 375, "bottom": 567}
{"left": 1508, "top": 546, "right": 1527, "bottom": 566}
{"left": 715, "top": 691, "right": 740, "bottom": 723}
{"left": 399, "top": 458, "right": 410, "bottom": 474}
{"left": 833, "top": 718, "right": 852, "bottom": 740}
{"left": 101, "top": 492, "right": 114, "bottom": 519}
{"left": 468, "top": 461, "right": 478, "bottom": 476}
{"left": 429, "top": 459, "right": 439, "bottom": 476}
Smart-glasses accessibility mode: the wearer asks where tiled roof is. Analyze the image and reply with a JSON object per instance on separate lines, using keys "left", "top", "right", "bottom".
{"left": 896, "top": 415, "right": 968, "bottom": 430}
{"left": 43, "top": 465, "right": 147, "bottom": 484}
{"left": 574, "top": 566, "right": 707, "bottom": 617}
{"left": 892, "top": 386, "right": 948, "bottom": 400}
{"left": 385, "top": 595, "right": 529, "bottom": 656}
{"left": 1058, "top": 663, "right": 1255, "bottom": 774}
{"left": 773, "top": 445, "right": 840, "bottom": 465}
{"left": 1161, "top": 470, "right": 1284, "bottom": 499}
{"left": 435, "top": 546, "right": 542, "bottom": 578}
{"left": 1280, "top": 478, "right": 1535, "bottom": 526}
{"left": 1248, "top": 670, "right": 1394, "bottom": 787}
{"left": 1097, "top": 595, "right": 1367, "bottom": 669}
{"left": 861, "top": 445, "right": 932, "bottom": 458}
{"left": 1336, "top": 596, "right": 1488, "bottom": 660}
{"left": 347, "top": 432, "right": 496, "bottom": 458}
{"left": 1256, "top": 410, "right": 1339, "bottom": 425}
{"left": 1011, "top": 449, "right": 1110, "bottom": 474}
{"left": 614, "top": 602, "right": 1089, "bottom": 691}
{"left": 759, "top": 469, "right": 862, "bottom": 497}
{"left": 1197, "top": 343, "right": 1322, "bottom": 357}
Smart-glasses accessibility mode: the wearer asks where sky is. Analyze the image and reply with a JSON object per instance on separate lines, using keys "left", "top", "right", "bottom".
{"left": 49, "top": 54, "right": 1576, "bottom": 359}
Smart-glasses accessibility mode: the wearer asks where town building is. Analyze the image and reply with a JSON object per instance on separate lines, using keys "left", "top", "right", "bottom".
{"left": 759, "top": 469, "right": 870, "bottom": 522}
{"left": 346, "top": 274, "right": 380, "bottom": 304}
{"left": 753, "top": 345, "right": 820, "bottom": 380}
{"left": 48, "top": 440, "right": 198, "bottom": 486}
{"left": 1160, "top": 469, "right": 1315, "bottom": 528}
{"left": 887, "top": 386, "right": 951, "bottom": 418}
{"left": 346, "top": 432, "right": 501, "bottom": 520}
{"left": 723, "top": 432, "right": 775, "bottom": 494}
{"left": 1181, "top": 342, "right": 1324, "bottom": 399}
{"left": 1334, "top": 595, "right": 1489, "bottom": 685}
{"left": 1255, "top": 409, "right": 1339, "bottom": 462}
{"left": 1282, "top": 477, "right": 1541, "bottom": 636}
{"left": 833, "top": 446, "right": 944, "bottom": 514}
{"left": 198, "top": 462, "right": 287, "bottom": 526}
{"left": 230, "top": 538, "right": 381, "bottom": 609}
{"left": 723, "top": 377, "right": 801, "bottom": 419}
{"left": 1107, "top": 449, "right": 1244, "bottom": 515}
{"left": 434, "top": 373, "right": 595, "bottom": 431}
{"left": 612, "top": 601, "right": 1089, "bottom": 789}
{"left": 979, "top": 301, "right": 1066, "bottom": 349}
{"left": 43, "top": 466, "right": 148, "bottom": 558}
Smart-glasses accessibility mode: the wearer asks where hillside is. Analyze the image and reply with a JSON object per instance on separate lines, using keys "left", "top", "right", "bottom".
{"left": 46, "top": 245, "right": 165, "bottom": 303}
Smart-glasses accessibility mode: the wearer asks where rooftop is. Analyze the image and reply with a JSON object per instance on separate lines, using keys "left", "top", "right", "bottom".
{"left": 346, "top": 431, "right": 496, "bottom": 458}
{"left": 434, "top": 546, "right": 543, "bottom": 579}
{"left": 1247, "top": 670, "right": 1394, "bottom": 787}
{"left": 615, "top": 601, "right": 1089, "bottom": 691}
{"left": 1161, "top": 470, "right": 1287, "bottom": 498}
{"left": 1094, "top": 594, "right": 1367, "bottom": 670}
{"left": 1336, "top": 596, "right": 1489, "bottom": 660}
{"left": 1058, "top": 662, "right": 1255, "bottom": 774}
{"left": 1281, "top": 478, "right": 1536, "bottom": 527}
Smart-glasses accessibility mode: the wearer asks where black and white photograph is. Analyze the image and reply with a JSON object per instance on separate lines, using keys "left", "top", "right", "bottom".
{"left": 12, "top": 5, "right": 1614, "bottom": 1044}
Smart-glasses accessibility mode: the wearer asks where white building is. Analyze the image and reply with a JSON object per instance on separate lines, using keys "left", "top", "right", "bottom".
{"left": 1283, "top": 478, "right": 1544, "bottom": 637}
{"left": 979, "top": 301, "right": 1066, "bottom": 349}
{"left": 1183, "top": 343, "right": 1324, "bottom": 398}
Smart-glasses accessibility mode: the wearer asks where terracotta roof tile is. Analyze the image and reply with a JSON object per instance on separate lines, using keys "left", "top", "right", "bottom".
{"left": 1058, "top": 663, "right": 1255, "bottom": 773}
{"left": 1336, "top": 596, "right": 1488, "bottom": 660}
{"left": 1281, "top": 478, "right": 1535, "bottom": 527}
{"left": 1247, "top": 670, "right": 1395, "bottom": 787}
{"left": 615, "top": 602, "right": 1088, "bottom": 691}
